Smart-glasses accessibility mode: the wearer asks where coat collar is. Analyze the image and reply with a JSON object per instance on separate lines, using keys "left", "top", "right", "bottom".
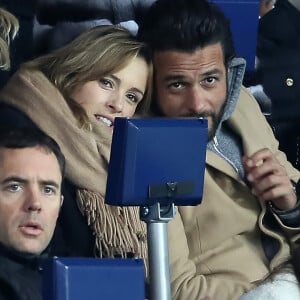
{"left": 0, "top": 242, "right": 46, "bottom": 271}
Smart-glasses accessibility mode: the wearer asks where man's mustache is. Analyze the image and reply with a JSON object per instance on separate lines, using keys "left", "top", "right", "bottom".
{"left": 182, "top": 111, "right": 214, "bottom": 119}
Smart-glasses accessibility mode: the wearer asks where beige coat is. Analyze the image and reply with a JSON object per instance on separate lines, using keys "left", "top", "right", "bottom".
{"left": 168, "top": 86, "right": 300, "bottom": 300}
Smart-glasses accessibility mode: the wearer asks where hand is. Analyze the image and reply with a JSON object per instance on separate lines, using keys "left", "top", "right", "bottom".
{"left": 242, "top": 148, "right": 297, "bottom": 210}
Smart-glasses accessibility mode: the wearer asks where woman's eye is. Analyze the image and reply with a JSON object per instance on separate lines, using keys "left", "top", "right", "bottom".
{"left": 99, "top": 78, "right": 113, "bottom": 88}
{"left": 127, "top": 93, "right": 140, "bottom": 104}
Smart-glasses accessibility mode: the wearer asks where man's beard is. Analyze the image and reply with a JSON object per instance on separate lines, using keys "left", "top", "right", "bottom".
{"left": 180, "top": 96, "right": 226, "bottom": 141}
{"left": 153, "top": 91, "right": 227, "bottom": 141}
{"left": 181, "top": 111, "right": 222, "bottom": 141}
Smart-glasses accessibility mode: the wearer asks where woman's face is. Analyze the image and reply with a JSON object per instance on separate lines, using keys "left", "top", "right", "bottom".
{"left": 71, "top": 56, "right": 148, "bottom": 130}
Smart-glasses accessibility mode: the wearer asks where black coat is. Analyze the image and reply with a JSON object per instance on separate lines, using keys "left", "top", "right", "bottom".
{"left": 0, "top": 104, "right": 95, "bottom": 257}
{"left": 257, "top": 0, "right": 300, "bottom": 123}
{"left": 256, "top": 0, "right": 300, "bottom": 169}
{"left": 0, "top": 243, "right": 43, "bottom": 300}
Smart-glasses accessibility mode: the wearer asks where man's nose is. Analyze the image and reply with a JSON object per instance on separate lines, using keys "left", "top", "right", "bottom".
{"left": 187, "top": 87, "right": 206, "bottom": 113}
{"left": 107, "top": 91, "right": 124, "bottom": 113}
{"left": 25, "top": 189, "right": 42, "bottom": 212}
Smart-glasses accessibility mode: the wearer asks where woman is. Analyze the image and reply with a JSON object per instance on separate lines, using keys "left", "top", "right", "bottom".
{"left": 0, "top": 25, "right": 152, "bottom": 262}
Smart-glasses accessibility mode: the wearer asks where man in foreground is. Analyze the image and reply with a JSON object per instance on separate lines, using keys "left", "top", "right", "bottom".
{"left": 138, "top": 0, "right": 300, "bottom": 298}
{"left": 0, "top": 128, "right": 65, "bottom": 300}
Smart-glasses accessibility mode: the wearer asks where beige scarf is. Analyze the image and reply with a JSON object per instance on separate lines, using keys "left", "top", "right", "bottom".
{"left": 0, "top": 68, "right": 147, "bottom": 261}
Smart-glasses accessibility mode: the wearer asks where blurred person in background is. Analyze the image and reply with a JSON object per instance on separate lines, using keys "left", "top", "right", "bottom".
{"left": 256, "top": 0, "right": 300, "bottom": 170}
{"left": 0, "top": 7, "right": 19, "bottom": 71}
{"left": 259, "top": 0, "right": 276, "bottom": 17}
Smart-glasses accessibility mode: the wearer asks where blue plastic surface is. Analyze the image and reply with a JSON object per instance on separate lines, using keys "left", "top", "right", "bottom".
{"left": 105, "top": 117, "right": 208, "bottom": 206}
{"left": 42, "top": 257, "right": 145, "bottom": 300}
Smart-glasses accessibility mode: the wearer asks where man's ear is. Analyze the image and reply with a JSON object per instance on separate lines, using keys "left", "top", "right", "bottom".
{"left": 60, "top": 195, "right": 64, "bottom": 207}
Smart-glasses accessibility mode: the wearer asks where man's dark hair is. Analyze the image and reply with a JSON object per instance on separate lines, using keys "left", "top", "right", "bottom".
{"left": 138, "top": 0, "right": 235, "bottom": 67}
{"left": 0, "top": 127, "right": 66, "bottom": 176}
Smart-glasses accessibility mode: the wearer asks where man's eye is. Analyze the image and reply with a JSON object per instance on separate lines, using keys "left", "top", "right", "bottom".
{"left": 44, "top": 186, "right": 55, "bottom": 195}
{"left": 204, "top": 77, "right": 217, "bottom": 85}
{"left": 167, "top": 81, "right": 187, "bottom": 90}
{"left": 170, "top": 82, "right": 185, "bottom": 89}
{"left": 7, "top": 184, "right": 21, "bottom": 192}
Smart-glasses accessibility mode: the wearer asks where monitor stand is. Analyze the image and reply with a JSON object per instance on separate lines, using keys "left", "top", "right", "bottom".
{"left": 140, "top": 202, "right": 176, "bottom": 300}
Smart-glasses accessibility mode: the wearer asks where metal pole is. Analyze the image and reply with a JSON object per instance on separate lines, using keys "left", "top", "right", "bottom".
{"left": 140, "top": 203, "right": 176, "bottom": 300}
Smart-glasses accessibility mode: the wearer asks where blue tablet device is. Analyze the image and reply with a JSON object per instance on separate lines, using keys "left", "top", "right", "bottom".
{"left": 105, "top": 117, "right": 208, "bottom": 206}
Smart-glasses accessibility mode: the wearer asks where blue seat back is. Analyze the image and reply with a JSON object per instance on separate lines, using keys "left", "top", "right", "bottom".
{"left": 213, "top": 0, "right": 259, "bottom": 72}
{"left": 43, "top": 258, "right": 145, "bottom": 300}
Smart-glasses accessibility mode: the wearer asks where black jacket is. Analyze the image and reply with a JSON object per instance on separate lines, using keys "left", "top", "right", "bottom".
{"left": 257, "top": 0, "right": 300, "bottom": 123}
{"left": 256, "top": 0, "right": 300, "bottom": 169}
{"left": 0, "top": 104, "right": 95, "bottom": 258}
{"left": 0, "top": 243, "right": 43, "bottom": 300}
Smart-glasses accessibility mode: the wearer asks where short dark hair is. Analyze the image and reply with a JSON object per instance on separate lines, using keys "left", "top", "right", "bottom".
{"left": 0, "top": 127, "right": 66, "bottom": 176}
{"left": 138, "top": 0, "right": 235, "bottom": 67}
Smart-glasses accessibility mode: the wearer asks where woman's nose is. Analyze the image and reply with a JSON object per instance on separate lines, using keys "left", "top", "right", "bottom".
{"left": 107, "top": 91, "right": 124, "bottom": 113}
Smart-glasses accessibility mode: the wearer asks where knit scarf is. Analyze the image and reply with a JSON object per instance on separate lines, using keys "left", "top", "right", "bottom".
{"left": 0, "top": 68, "right": 147, "bottom": 262}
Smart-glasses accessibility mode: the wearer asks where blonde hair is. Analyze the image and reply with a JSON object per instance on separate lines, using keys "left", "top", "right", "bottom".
{"left": 24, "top": 25, "right": 153, "bottom": 129}
{"left": 0, "top": 8, "right": 19, "bottom": 70}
